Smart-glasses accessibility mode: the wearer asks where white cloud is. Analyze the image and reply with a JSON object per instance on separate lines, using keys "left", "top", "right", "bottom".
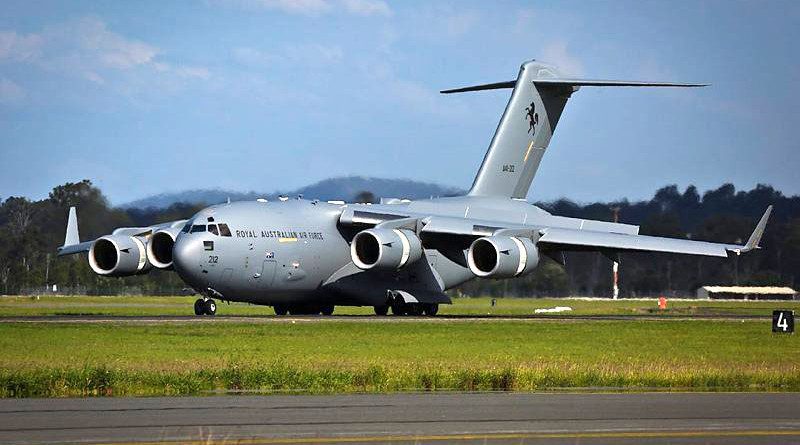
{"left": 232, "top": 47, "right": 278, "bottom": 68}
{"left": 0, "top": 78, "right": 25, "bottom": 102}
{"left": 172, "top": 66, "right": 211, "bottom": 79}
{"left": 233, "top": 43, "right": 343, "bottom": 69}
{"left": 408, "top": 5, "right": 479, "bottom": 39}
{"left": 68, "top": 17, "right": 159, "bottom": 69}
{"left": 636, "top": 56, "right": 677, "bottom": 81}
{"left": 443, "top": 10, "right": 479, "bottom": 37}
{"left": 0, "top": 31, "right": 42, "bottom": 61}
{"left": 215, "top": 0, "right": 393, "bottom": 17}
{"left": 284, "top": 43, "right": 343, "bottom": 63}
{"left": 340, "top": 0, "right": 392, "bottom": 17}
{"left": 541, "top": 41, "right": 584, "bottom": 77}
{"left": 0, "top": 17, "right": 211, "bottom": 96}
{"left": 219, "top": 0, "right": 332, "bottom": 16}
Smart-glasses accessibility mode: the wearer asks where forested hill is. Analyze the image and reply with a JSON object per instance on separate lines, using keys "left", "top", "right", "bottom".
{"left": 0, "top": 180, "right": 798, "bottom": 297}
{"left": 120, "top": 177, "right": 464, "bottom": 209}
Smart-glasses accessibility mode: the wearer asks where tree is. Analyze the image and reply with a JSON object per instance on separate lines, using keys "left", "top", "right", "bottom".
{"left": 353, "top": 191, "right": 377, "bottom": 204}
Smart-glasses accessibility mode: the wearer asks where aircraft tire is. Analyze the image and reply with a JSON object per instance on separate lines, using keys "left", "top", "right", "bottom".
{"left": 423, "top": 303, "right": 439, "bottom": 316}
{"left": 194, "top": 298, "right": 205, "bottom": 316}
{"left": 205, "top": 299, "right": 217, "bottom": 316}
{"left": 390, "top": 303, "right": 407, "bottom": 316}
{"left": 408, "top": 303, "right": 424, "bottom": 316}
{"left": 288, "top": 304, "right": 316, "bottom": 315}
{"left": 321, "top": 305, "right": 334, "bottom": 316}
{"left": 374, "top": 305, "right": 389, "bottom": 316}
{"left": 274, "top": 304, "right": 288, "bottom": 316}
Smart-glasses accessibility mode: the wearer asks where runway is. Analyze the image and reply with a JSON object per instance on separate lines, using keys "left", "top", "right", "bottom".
{"left": 0, "top": 313, "right": 769, "bottom": 324}
{"left": 1, "top": 393, "right": 798, "bottom": 444}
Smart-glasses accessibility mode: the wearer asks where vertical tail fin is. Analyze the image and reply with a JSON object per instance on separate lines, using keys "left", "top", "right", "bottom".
{"left": 442, "top": 60, "right": 706, "bottom": 199}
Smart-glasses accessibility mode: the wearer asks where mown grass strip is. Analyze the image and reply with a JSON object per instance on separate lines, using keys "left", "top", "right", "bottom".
{"left": 2, "top": 363, "right": 799, "bottom": 398}
{"left": 2, "top": 295, "right": 799, "bottom": 317}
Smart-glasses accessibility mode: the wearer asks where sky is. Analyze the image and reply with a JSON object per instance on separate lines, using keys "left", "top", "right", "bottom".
{"left": 0, "top": 0, "right": 798, "bottom": 206}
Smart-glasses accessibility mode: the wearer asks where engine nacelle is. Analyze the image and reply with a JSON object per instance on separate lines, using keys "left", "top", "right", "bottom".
{"left": 147, "top": 227, "right": 182, "bottom": 269}
{"left": 351, "top": 228, "right": 423, "bottom": 270}
{"left": 467, "top": 236, "right": 539, "bottom": 278}
{"left": 88, "top": 235, "right": 150, "bottom": 276}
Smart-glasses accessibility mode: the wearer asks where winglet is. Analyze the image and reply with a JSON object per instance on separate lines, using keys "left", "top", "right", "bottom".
{"left": 63, "top": 206, "right": 80, "bottom": 247}
{"left": 742, "top": 205, "right": 772, "bottom": 252}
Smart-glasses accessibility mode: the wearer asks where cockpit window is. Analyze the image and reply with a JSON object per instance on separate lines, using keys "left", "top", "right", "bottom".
{"left": 218, "top": 223, "right": 232, "bottom": 237}
{"left": 190, "top": 224, "right": 206, "bottom": 233}
{"left": 181, "top": 223, "right": 191, "bottom": 233}
{"left": 208, "top": 224, "right": 219, "bottom": 236}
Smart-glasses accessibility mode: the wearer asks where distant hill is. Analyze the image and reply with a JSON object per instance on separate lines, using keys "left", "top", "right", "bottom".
{"left": 120, "top": 176, "right": 465, "bottom": 209}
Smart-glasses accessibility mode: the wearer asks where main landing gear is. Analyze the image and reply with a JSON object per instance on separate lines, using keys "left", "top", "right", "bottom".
{"left": 194, "top": 298, "right": 217, "bottom": 316}
{"left": 381, "top": 302, "right": 438, "bottom": 316}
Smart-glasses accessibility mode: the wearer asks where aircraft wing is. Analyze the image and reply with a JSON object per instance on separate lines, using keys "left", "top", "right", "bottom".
{"left": 341, "top": 205, "right": 772, "bottom": 258}
{"left": 539, "top": 228, "right": 735, "bottom": 257}
{"left": 56, "top": 206, "right": 188, "bottom": 256}
{"left": 537, "top": 205, "right": 772, "bottom": 257}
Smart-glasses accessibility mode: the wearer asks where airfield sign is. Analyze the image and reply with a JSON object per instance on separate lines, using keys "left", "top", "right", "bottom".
{"left": 772, "top": 310, "right": 794, "bottom": 334}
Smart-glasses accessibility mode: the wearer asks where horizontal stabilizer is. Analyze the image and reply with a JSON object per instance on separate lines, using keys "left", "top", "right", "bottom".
{"left": 440, "top": 81, "right": 515, "bottom": 94}
{"left": 532, "top": 78, "right": 708, "bottom": 87}
{"left": 441, "top": 79, "right": 706, "bottom": 94}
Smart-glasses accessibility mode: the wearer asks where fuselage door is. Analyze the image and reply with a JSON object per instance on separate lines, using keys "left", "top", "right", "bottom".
{"left": 259, "top": 260, "right": 277, "bottom": 289}
{"left": 248, "top": 259, "right": 277, "bottom": 288}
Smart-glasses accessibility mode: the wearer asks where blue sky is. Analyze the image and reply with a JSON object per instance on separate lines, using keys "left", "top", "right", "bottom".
{"left": 1, "top": 0, "right": 798, "bottom": 205}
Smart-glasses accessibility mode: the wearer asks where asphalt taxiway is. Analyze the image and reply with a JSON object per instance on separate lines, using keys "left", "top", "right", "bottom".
{"left": 1, "top": 392, "right": 798, "bottom": 444}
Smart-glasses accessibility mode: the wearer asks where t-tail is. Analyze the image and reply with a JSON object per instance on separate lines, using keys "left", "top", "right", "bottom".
{"left": 441, "top": 60, "right": 707, "bottom": 199}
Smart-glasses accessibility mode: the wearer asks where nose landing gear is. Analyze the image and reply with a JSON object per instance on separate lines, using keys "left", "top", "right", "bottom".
{"left": 194, "top": 298, "right": 217, "bottom": 316}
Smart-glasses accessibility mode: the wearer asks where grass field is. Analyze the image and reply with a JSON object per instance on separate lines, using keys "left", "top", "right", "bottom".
{"left": 1, "top": 304, "right": 798, "bottom": 397}
{"left": 1, "top": 295, "right": 798, "bottom": 317}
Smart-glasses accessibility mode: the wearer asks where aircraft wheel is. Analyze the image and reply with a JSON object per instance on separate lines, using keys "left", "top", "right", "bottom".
{"left": 391, "top": 303, "right": 407, "bottom": 316}
{"left": 204, "top": 299, "right": 217, "bottom": 316}
{"left": 194, "top": 298, "right": 205, "bottom": 316}
{"left": 423, "top": 303, "right": 439, "bottom": 316}
{"left": 274, "top": 304, "right": 288, "bottom": 316}
{"left": 287, "top": 305, "right": 306, "bottom": 316}
{"left": 374, "top": 305, "right": 389, "bottom": 316}
{"left": 407, "top": 303, "right": 424, "bottom": 316}
{"left": 321, "top": 305, "right": 334, "bottom": 316}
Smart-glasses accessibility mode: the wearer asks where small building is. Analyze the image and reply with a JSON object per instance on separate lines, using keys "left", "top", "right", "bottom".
{"left": 696, "top": 286, "right": 797, "bottom": 301}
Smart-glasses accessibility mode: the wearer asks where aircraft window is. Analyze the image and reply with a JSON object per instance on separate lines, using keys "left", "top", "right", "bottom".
{"left": 218, "top": 224, "right": 232, "bottom": 237}
{"left": 181, "top": 223, "right": 191, "bottom": 233}
{"left": 208, "top": 224, "right": 219, "bottom": 236}
{"left": 190, "top": 224, "right": 206, "bottom": 233}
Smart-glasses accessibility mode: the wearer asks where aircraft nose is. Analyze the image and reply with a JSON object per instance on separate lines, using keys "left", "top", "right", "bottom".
{"left": 172, "top": 234, "right": 203, "bottom": 286}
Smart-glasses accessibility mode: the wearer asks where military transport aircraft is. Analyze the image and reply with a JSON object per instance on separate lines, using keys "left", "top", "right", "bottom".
{"left": 58, "top": 60, "right": 772, "bottom": 316}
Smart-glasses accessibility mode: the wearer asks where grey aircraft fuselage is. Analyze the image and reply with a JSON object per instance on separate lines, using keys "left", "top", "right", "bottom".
{"left": 171, "top": 194, "right": 661, "bottom": 307}
{"left": 175, "top": 197, "right": 566, "bottom": 306}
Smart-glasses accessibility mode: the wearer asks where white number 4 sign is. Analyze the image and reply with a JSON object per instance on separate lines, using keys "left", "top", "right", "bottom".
{"left": 772, "top": 310, "right": 794, "bottom": 333}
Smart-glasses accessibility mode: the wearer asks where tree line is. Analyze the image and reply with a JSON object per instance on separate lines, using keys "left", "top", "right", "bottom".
{"left": 0, "top": 180, "right": 798, "bottom": 297}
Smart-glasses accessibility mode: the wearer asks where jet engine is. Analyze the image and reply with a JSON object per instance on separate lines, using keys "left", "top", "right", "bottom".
{"left": 88, "top": 235, "right": 150, "bottom": 276}
{"left": 467, "top": 236, "right": 539, "bottom": 278}
{"left": 351, "top": 228, "right": 423, "bottom": 270}
{"left": 147, "top": 227, "right": 182, "bottom": 269}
